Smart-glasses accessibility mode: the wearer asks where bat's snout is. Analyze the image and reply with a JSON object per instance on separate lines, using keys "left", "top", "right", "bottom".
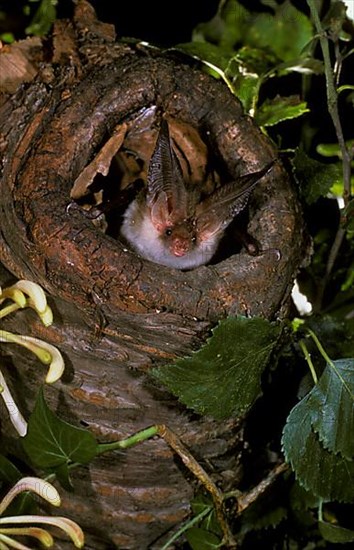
{"left": 171, "top": 236, "right": 191, "bottom": 257}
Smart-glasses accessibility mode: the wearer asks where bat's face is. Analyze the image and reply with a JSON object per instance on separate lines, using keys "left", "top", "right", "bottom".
{"left": 160, "top": 221, "right": 197, "bottom": 258}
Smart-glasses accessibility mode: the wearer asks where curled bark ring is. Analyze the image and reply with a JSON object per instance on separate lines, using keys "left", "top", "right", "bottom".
{"left": 0, "top": 49, "right": 304, "bottom": 332}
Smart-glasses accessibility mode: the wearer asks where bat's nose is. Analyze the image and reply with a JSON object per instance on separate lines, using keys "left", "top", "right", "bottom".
{"left": 172, "top": 237, "right": 190, "bottom": 257}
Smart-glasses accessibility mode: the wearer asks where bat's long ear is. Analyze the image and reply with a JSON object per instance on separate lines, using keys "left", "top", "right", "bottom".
{"left": 146, "top": 119, "right": 189, "bottom": 226}
{"left": 196, "top": 160, "right": 275, "bottom": 239}
{"left": 150, "top": 191, "right": 170, "bottom": 232}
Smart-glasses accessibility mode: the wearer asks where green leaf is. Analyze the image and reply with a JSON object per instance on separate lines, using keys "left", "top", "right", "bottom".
{"left": 317, "top": 139, "right": 354, "bottom": 159}
{"left": 192, "top": 0, "right": 250, "bottom": 50}
{"left": 282, "top": 394, "right": 354, "bottom": 502}
{"left": 289, "top": 481, "right": 320, "bottom": 511}
{"left": 0, "top": 32, "right": 15, "bottom": 44}
{"left": 22, "top": 387, "right": 98, "bottom": 469}
{"left": 0, "top": 455, "right": 21, "bottom": 484}
{"left": 239, "top": 502, "right": 287, "bottom": 534}
{"left": 255, "top": 95, "right": 309, "bottom": 127}
{"left": 53, "top": 462, "right": 74, "bottom": 491}
{"left": 25, "top": 0, "right": 57, "bottom": 37}
{"left": 310, "top": 359, "right": 354, "bottom": 459}
{"left": 318, "top": 520, "right": 354, "bottom": 543}
{"left": 153, "top": 317, "right": 281, "bottom": 420}
{"left": 186, "top": 527, "right": 222, "bottom": 549}
{"left": 224, "top": 47, "right": 274, "bottom": 112}
{"left": 227, "top": 68, "right": 260, "bottom": 113}
{"left": 190, "top": 494, "right": 222, "bottom": 537}
{"left": 248, "top": 1, "right": 314, "bottom": 62}
{"left": 341, "top": 265, "right": 354, "bottom": 291}
{"left": 293, "top": 149, "right": 342, "bottom": 204}
{"left": 231, "top": 46, "right": 278, "bottom": 76}
{"left": 173, "top": 42, "right": 231, "bottom": 72}
{"left": 275, "top": 57, "right": 324, "bottom": 76}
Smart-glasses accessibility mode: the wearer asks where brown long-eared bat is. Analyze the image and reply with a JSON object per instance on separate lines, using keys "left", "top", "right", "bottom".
{"left": 120, "top": 119, "right": 274, "bottom": 269}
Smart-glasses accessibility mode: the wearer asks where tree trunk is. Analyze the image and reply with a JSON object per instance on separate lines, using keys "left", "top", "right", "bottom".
{"left": 0, "top": 1, "right": 307, "bottom": 548}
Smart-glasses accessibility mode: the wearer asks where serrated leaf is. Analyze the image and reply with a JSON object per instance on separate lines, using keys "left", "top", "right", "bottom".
{"left": 231, "top": 46, "right": 278, "bottom": 75}
{"left": 289, "top": 480, "right": 320, "bottom": 511}
{"left": 282, "top": 395, "right": 354, "bottom": 502}
{"left": 153, "top": 317, "right": 281, "bottom": 420}
{"left": 186, "top": 527, "right": 222, "bottom": 549}
{"left": 255, "top": 95, "right": 309, "bottom": 127}
{"left": 318, "top": 520, "right": 354, "bottom": 543}
{"left": 224, "top": 48, "right": 269, "bottom": 112}
{"left": 310, "top": 359, "right": 354, "bottom": 459}
{"left": 240, "top": 505, "right": 287, "bottom": 535}
{"left": 293, "top": 149, "right": 342, "bottom": 204}
{"left": 22, "top": 387, "right": 98, "bottom": 469}
{"left": 229, "top": 70, "right": 260, "bottom": 113}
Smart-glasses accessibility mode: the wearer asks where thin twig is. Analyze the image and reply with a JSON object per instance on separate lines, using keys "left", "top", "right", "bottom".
{"left": 307, "top": 1, "right": 352, "bottom": 204}
{"left": 156, "top": 424, "right": 237, "bottom": 548}
{"left": 235, "top": 462, "right": 289, "bottom": 514}
{"left": 314, "top": 226, "right": 346, "bottom": 312}
{"left": 307, "top": 1, "right": 353, "bottom": 311}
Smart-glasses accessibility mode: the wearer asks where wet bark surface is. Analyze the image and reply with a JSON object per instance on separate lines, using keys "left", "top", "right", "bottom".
{"left": 0, "top": 1, "right": 307, "bottom": 548}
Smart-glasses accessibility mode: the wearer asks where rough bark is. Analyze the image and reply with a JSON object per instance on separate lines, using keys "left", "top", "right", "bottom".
{"left": 0, "top": 1, "right": 307, "bottom": 548}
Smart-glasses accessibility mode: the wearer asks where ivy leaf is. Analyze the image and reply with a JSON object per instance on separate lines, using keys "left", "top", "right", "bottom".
{"left": 255, "top": 95, "right": 309, "bottom": 127}
{"left": 22, "top": 387, "right": 98, "bottom": 469}
{"left": 53, "top": 462, "right": 74, "bottom": 491}
{"left": 293, "top": 149, "right": 342, "bottom": 204}
{"left": 318, "top": 520, "right": 354, "bottom": 543}
{"left": 186, "top": 527, "right": 222, "bottom": 550}
{"left": 153, "top": 317, "right": 281, "bottom": 420}
{"left": 282, "top": 394, "right": 354, "bottom": 502}
{"left": 0, "top": 457, "right": 37, "bottom": 515}
{"left": 0, "top": 455, "right": 21, "bottom": 484}
{"left": 310, "top": 359, "right": 354, "bottom": 459}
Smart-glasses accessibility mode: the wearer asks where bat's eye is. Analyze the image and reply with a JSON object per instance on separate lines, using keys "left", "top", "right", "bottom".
{"left": 165, "top": 228, "right": 173, "bottom": 237}
{"left": 191, "top": 236, "right": 197, "bottom": 243}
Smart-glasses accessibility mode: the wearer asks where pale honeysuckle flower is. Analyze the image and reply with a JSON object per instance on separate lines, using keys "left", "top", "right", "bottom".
{"left": 0, "top": 281, "right": 53, "bottom": 327}
{"left": 0, "top": 280, "right": 64, "bottom": 435}
{"left": 0, "top": 332, "right": 64, "bottom": 384}
{"left": 0, "top": 281, "right": 48, "bottom": 314}
{"left": 0, "top": 368, "right": 27, "bottom": 436}
{"left": 0, "top": 477, "right": 84, "bottom": 548}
